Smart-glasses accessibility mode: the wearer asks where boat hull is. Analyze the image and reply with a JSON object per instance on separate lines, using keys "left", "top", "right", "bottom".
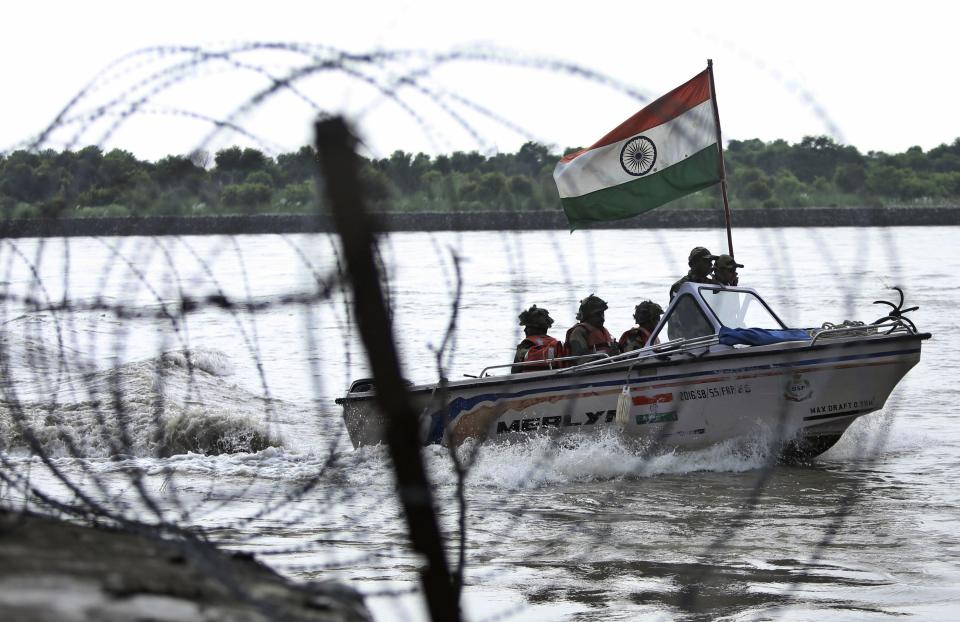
{"left": 339, "top": 333, "right": 926, "bottom": 459}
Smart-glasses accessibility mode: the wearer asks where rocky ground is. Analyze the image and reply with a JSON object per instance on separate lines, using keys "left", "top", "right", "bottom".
{"left": 0, "top": 510, "right": 372, "bottom": 622}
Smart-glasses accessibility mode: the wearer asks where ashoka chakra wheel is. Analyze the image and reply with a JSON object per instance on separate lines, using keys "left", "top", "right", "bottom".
{"left": 620, "top": 135, "right": 657, "bottom": 176}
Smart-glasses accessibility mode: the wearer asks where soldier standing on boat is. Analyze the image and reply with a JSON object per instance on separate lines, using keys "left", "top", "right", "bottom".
{"left": 565, "top": 294, "right": 620, "bottom": 358}
{"left": 669, "top": 246, "right": 718, "bottom": 299}
{"left": 619, "top": 301, "right": 664, "bottom": 352}
{"left": 512, "top": 305, "right": 564, "bottom": 373}
{"left": 713, "top": 254, "right": 743, "bottom": 286}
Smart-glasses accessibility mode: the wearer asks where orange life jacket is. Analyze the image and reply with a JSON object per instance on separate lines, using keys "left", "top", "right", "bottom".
{"left": 619, "top": 326, "right": 659, "bottom": 351}
{"left": 565, "top": 322, "right": 616, "bottom": 355}
{"left": 519, "top": 335, "right": 565, "bottom": 370}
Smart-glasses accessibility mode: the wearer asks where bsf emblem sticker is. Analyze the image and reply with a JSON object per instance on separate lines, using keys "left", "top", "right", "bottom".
{"left": 784, "top": 373, "right": 813, "bottom": 402}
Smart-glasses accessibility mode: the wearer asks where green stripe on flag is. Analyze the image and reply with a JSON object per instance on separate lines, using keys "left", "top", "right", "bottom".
{"left": 560, "top": 144, "right": 722, "bottom": 229}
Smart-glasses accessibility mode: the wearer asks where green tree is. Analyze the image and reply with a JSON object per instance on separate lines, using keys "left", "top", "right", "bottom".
{"left": 933, "top": 171, "right": 960, "bottom": 196}
{"left": 358, "top": 166, "right": 393, "bottom": 205}
{"left": 1, "top": 161, "right": 44, "bottom": 202}
{"left": 246, "top": 171, "right": 274, "bottom": 188}
{"left": 214, "top": 147, "right": 271, "bottom": 185}
{"left": 379, "top": 150, "right": 430, "bottom": 194}
{"left": 433, "top": 154, "right": 451, "bottom": 175}
{"left": 865, "top": 165, "right": 906, "bottom": 197}
{"left": 744, "top": 179, "right": 773, "bottom": 201}
{"left": 12, "top": 202, "right": 41, "bottom": 219}
{"left": 73, "top": 146, "right": 104, "bottom": 194}
{"left": 5, "top": 137, "right": 960, "bottom": 219}
{"left": 772, "top": 171, "right": 805, "bottom": 201}
{"left": 895, "top": 172, "right": 936, "bottom": 199}
{"left": 0, "top": 151, "right": 53, "bottom": 203}
{"left": 420, "top": 170, "right": 445, "bottom": 201}
{"left": 277, "top": 181, "right": 316, "bottom": 209}
{"left": 153, "top": 155, "right": 207, "bottom": 193}
{"left": 515, "top": 142, "right": 552, "bottom": 177}
{"left": 889, "top": 145, "right": 930, "bottom": 172}
{"left": 95, "top": 149, "right": 149, "bottom": 206}
{"left": 834, "top": 163, "right": 867, "bottom": 193}
{"left": 275, "top": 146, "right": 316, "bottom": 186}
{"left": 478, "top": 172, "right": 507, "bottom": 201}
{"left": 786, "top": 135, "right": 862, "bottom": 183}
{"left": 508, "top": 175, "right": 533, "bottom": 197}
{"left": 220, "top": 182, "right": 272, "bottom": 212}
{"left": 449, "top": 151, "right": 485, "bottom": 173}
{"left": 734, "top": 166, "right": 763, "bottom": 185}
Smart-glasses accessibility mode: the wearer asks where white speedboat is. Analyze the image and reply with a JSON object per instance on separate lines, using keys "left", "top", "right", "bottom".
{"left": 338, "top": 284, "right": 927, "bottom": 460}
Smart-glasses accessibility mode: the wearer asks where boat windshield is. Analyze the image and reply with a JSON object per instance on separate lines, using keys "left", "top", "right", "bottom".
{"left": 700, "top": 288, "right": 785, "bottom": 329}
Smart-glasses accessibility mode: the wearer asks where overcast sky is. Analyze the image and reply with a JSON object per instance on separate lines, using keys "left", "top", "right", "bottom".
{"left": 3, "top": 0, "right": 958, "bottom": 161}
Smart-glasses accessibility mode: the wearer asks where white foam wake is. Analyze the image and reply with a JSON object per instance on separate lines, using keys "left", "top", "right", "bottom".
{"left": 422, "top": 431, "right": 774, "bottom": 491}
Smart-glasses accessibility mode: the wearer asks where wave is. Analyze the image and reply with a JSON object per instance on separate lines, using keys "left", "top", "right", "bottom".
{"left": 37, "top": 411, "right": 923, "bottom": 491}
{"left": 160, "top": 349, "right": 235, "bottom": 378}
{"left": 0, "top": 341, "right": 285, "bottom": 458}
{"left": 155, "top": 409, "right": 276, "bottom": 457}
{"left": 125, "top": 429, "right": 817, "bottom": 491}
{"left": 417, "top": 431, "right": 774, "bottom": 491}
{"left": 821, "top": 408, "right": 929, "bottom": 459}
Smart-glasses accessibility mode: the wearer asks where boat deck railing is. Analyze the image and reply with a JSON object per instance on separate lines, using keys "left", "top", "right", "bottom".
{"left": 558, "top": 334, "right": 721, "bottom": 376}
{"left": 478, "top": 353, "right": 607, "bottom": 377}
{"left": 479, "top": 317, "right": 919, "bottom": 378}
{"left": 810, "top": 316, "right": 916, "bottom": 346}
{"left": 478, "top": 335, "right": 718, "bottom": 378}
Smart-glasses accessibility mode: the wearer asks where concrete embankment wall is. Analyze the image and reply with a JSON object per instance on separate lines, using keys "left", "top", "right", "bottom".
{"left": 1, "top": 206, "right": 958, "bottom": 237}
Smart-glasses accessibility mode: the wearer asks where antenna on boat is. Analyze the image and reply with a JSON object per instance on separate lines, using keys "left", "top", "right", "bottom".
{"left": 707, "top": 59, "right": 735, "bottom": 258}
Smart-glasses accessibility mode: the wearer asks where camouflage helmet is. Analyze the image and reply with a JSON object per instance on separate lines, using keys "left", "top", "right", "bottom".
{"left": 633, "top": 300, "right": 664, "bottom": 325}
{"left": 518, "top": 304, "right": 554, "bottom": 329}
{"left": 576, "top": 293, "right": 608, "bottom": 321}
{"left": 714, "top": 254, "right": 744, "bottom": 270}
{"left": 688, "top": 246, "right": 718, "bottom": 265}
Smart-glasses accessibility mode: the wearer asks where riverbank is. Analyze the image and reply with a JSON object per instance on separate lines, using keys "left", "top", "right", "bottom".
{"left": 0, "top": 509, "right": 371, "bottom": 621}
{"left": 1, "top": 206, "right": 958, "bottom": 237}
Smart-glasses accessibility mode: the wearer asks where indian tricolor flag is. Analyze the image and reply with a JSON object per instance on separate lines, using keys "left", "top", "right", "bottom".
{"left": 554, "top": 69, "right": 723, "bottom": 229}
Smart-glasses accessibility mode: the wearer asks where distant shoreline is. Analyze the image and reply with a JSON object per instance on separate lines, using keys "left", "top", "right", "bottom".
{"left": 1, "top": 206, "right": 958, "bottom": 238}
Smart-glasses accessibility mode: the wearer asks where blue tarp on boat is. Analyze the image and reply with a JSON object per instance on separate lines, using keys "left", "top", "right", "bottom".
{"left": 718, "top": 327, "right": 811, "bottom": 346}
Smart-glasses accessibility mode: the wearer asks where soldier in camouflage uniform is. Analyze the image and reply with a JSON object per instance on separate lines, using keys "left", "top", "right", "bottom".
{"left": 618, "top": 301, "right": 664, "bottom": 351}
{"left": 669, "top": 246, "right": 718, "bottom": 299}
{"left": 565, "top": 294, "right": 619, "bottom": 358}
{"left": 512, "top": 305, "right": 563, "bottom": 373}
{"left": 713, "top": 254, "right": 743, "bottom": 286}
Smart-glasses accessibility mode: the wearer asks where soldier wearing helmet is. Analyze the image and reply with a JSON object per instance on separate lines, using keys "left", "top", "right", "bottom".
{"left": 618, "top": 300, "right": 664, "bottom": 352}
{"left": 564, "top": 294, "right": 619, "bottom": 358}
{"left": 512, "top": 305, "right": 564, "bottom": 373}
{"left": 669, "top": 246, "right": 718, "bottom": 299}
{"left": 713, "top": 254, "right": 743, "bottom": 286}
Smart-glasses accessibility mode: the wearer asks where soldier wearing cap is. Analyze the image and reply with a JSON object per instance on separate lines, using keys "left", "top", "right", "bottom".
{"left": 513, "top": 305, "right": 564, "bottom": 373}
{"left": 565, "top": 294, "right": 619, "bottom": 358}
{"left": 713, "top": 254, "right": 743, "bottom": 286}
{"left": 619, "top": 300, "right": 664, "bottom": 352}
{"left": 669, "top": 246, "right": 718, "bottom": 299}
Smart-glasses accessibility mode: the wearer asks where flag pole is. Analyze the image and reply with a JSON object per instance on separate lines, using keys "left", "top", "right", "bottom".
{"left": 707, "top": 59, "right": 734, "bottom": 258}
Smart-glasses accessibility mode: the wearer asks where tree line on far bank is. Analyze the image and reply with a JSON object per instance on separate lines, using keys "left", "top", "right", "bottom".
{"left": 2, "top": 136, "right": 960, "bottom": 220}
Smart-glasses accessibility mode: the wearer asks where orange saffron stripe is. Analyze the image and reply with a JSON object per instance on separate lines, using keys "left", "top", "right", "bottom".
{"left": 561, "top": 69, "right": 711, "bottom": 163}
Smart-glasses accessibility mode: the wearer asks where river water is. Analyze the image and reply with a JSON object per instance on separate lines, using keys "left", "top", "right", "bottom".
{"left": 0, "top": 226, "right": 956, "bottom": 621}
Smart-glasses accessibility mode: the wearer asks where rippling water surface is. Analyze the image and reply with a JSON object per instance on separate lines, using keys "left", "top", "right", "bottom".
{"left": 1, "top": 226, "right": 956, "bottom": 621}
